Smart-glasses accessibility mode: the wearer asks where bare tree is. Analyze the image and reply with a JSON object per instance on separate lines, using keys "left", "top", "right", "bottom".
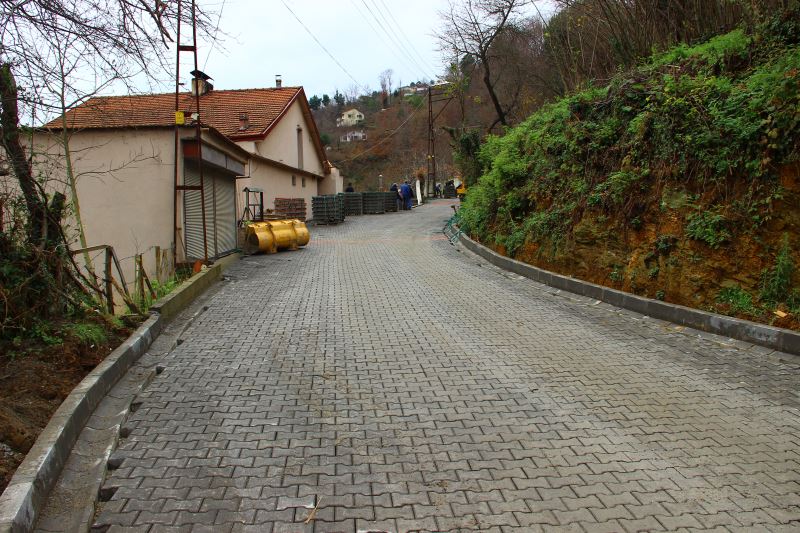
{"left": 0, "top": 0, "right": 216, "bottom": 333}
{"left": 437, "top": 0, "right": 528, "bottom": 130}
{"left": 379, "top": 69, "right": 394, "bottom": 108}
{"left": 345, "top": 84, "right": 363, "bottom": 105}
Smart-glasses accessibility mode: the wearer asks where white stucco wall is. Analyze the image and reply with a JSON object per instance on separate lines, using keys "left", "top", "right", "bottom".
{"left": 254, "top": 100, "right": 325, "bottom": 175}
{"left": 318, "top": 167, "right": 343, "bottom": 195}
{"left": 32, "top": 128, "right": 177, "bottom": 296}
{"left": 238, "top": 161, "right": 318, "bottom": 221}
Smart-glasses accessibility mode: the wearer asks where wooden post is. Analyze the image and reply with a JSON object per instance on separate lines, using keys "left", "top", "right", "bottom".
{"left": 155, "top": 246, "right": 162, "bottom": 283}
{"left": 136, "top": 254, "right": 145, "bottom": 305}
{"left": 104, "top": 246, "right": 114, "bottom": 314}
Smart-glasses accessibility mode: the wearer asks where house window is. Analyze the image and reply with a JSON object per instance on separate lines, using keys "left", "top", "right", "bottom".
{"left": 302, "top": 176, "right": 306, "bottom": 187}
{"left": 292, "top": 175, "right": 296, "bottom": 186}
{"left": 296, "top": 126, "right": 303, "bottom": 170}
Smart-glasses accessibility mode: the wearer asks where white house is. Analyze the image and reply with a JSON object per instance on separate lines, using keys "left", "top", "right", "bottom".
{"left": 336, "top": 108, "right": 365, "bottom": 128}
{"left": 339, "top": 130, "right": 367, "bottom": 143}
{"left": 25, "top": 85, "right": 343, "bottom": 293}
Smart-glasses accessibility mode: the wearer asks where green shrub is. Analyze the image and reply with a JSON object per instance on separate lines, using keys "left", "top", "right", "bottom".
{"left": 610, "top": 265, "right": 624, "bottom": 282}
{"left": 717, "top": 286, "right": 759, "bottom": 316}
{"left": 685, "top": 208, "right": 730, "bottom": 248}
{"left": 31, "top": 322, "right": 63, "bottom": 346}
{"left": 760, "top": 234, "right": 795, "bottom": 305}
{"left": 65, "top": 322, "right": 108, "bottom": 346}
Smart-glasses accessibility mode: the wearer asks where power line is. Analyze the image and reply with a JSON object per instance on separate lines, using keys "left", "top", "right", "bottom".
{"left": 368, "top": 0, "right": 435, "bottom": 80}
{"left": 203, "top": 0, "right": 228, "bottom": 71}
{"left": 279, "top": 0, "right": 367, "bottom": 92}
{"left": 361, "top": 0, "right": 432, "bottom": 80}
{"left": 348, "top": 0, "right": 422, "bottom": 82}
{"left": 375, "top": 0, "right": 439, "bottom": 77}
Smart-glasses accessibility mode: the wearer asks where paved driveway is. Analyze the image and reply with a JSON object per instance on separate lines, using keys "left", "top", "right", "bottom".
{"left": 96, "top": 200, "right": 800, "bottom": 532}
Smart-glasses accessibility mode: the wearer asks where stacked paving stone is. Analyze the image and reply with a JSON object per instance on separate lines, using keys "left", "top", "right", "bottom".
{"left": 343, "top": 192, "right": 363, "bottom": 216}
{"left": 273, "top": 198, "right": 307, "bottom": 220}
{"left": 336, "top": 193, "right": 346, "bottom": 221}
{"left": 384, "top": 191, "right": 398, "bottom": 212}
{"left": 311, "top": 195, "right": 344, "bottom": 224}
{"left": 362, "top": 191, "right": 386, "bottom": 214}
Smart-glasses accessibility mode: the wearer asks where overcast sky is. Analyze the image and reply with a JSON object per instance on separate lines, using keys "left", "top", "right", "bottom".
{"left": 185, "top": 0, "right": 552, "bottom": 99}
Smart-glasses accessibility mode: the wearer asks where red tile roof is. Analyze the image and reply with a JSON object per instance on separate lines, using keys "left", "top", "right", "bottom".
{"left": 45, "top": 87, "right": 302, "bottom": 139}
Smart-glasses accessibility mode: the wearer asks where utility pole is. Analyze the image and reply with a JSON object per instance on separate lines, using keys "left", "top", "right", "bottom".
{"left": 173, "top": 0, "right": 210, "bottom": 265}
{"left": 426, "top": 86, "right": 435, "bottom": 200}
{"left": 426, "top": 83, "right": 454, "bottom": 200}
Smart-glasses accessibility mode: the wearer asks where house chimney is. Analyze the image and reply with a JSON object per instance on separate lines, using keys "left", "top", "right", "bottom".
{"left": 190, "top": 69, "right": 213, "bottom": 96}
{"left": 275, "top": 74, "right": 282, "bottom": 88}
{"left": 239, "top": 112, "right": 249, "bottom": 131}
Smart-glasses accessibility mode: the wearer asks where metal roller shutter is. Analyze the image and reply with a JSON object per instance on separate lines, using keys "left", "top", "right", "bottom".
{"left": 215, "top": 175, "right": 236, "bottom": 254}
{"left": 183, "top": 165, "right": 237, "bottom": 260}
{"left": 183, "top": 169, "right": 205, "bottom": 260}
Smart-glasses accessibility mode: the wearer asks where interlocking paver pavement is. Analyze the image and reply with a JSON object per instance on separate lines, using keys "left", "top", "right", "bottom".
{"left": 94, "top": 200, "right": 800, "bottom": 532}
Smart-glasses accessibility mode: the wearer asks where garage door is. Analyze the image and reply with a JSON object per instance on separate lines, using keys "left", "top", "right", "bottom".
{"left": 183, "top": 165, "right": 237, "bottom": 260}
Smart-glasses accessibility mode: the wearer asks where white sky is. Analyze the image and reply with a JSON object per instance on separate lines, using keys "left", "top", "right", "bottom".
{"left": 183, "top": 0, "right": 554, "bottom": 99}
{"left": 191, "top": 0, "right": 452, "bottom": 98}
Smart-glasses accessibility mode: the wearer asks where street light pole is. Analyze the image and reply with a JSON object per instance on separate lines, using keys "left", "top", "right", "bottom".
{"left": 378, "top": 174, "right": 383, "bottom": 191}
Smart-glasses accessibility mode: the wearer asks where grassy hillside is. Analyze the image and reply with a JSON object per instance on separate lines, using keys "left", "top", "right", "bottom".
{"left": 459, "top": 8, "right": 800, "bottom": 328}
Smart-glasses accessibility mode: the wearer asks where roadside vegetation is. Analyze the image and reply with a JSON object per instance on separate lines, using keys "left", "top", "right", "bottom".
{"left": 459, "top": 7, "right": 800, "bottom": 328}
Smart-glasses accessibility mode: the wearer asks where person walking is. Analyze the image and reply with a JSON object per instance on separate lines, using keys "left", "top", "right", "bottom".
{"left": 400, "top": 181, "right": 413, "bottom": 211}
{"left": 345, "top": 182, "right": 355, "bottom": 192}
{"left": 390, "top": 183, "right": 402, "bottom": 211}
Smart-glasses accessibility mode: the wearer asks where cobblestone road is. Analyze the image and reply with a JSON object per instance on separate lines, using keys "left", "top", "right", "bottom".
{"left": 95, "top": 200, "right": 800, "bottom": 532}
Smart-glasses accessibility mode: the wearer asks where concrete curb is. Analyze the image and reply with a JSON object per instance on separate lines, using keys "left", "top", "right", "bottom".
{"left": 0, "top": 255, "right": 239, "bottom": 533}
{"left": 453, "top": 231, "right": 800, "bottom": 356}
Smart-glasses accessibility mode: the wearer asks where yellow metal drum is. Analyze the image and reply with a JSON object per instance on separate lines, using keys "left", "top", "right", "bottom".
{"left": 244, "top": 220, "right": 310, "bottom": 254}
{"left": 291, "top": 219, "right": 310, "bottom": 247}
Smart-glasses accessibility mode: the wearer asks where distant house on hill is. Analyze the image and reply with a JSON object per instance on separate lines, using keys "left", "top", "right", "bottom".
{"left": 336, "top": 108, "right": 365, "bottom": 127}
{"left": 400, "top": 83, "right": 429, "bottom": 97}
{"left": 27, "top": 83, "right": 343, "bottom": 292}
{"left": 339, "top": 130, "right": 367, "bottom": 143}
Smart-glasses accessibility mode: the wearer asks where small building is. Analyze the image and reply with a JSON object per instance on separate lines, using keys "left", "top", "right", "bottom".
{"left": 339, "top": 130, "right": 367, "bottom": 143}
{"left": 28, "top": 84, "right": 343, "bottom": 291}
{"left": 335, "top": 108, "right": 365, "bottom": 128}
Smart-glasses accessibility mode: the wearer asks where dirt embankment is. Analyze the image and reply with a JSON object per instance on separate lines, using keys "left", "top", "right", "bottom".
{"left": 0, "top": 319, "right": 134, "bottom": 493}
{"left": 486, "top": 163, "right": 800, "bottom": 330}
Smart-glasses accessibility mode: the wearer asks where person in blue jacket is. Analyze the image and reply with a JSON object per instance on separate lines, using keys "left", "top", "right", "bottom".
{"left": 400, "top": 181, "right": 413, "bottom": 211}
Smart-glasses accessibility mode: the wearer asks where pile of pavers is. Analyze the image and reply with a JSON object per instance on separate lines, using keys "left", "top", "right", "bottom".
{"left": 343, "top": 192, "right": 363, "bottom": 216}
{"left": 274, "top": 198, "right": 307, "bottom": 220}
{"left": 314, "top": 190, "right": 408, "bottom": 223}
{"left": 362, "top": 192, "right": 386, "bottom": 214}
{"left": 384, "top": 191, "right": 398, "bottom": 212}
{"left": 311, "top": 195, "right": 345, "bottom": 224}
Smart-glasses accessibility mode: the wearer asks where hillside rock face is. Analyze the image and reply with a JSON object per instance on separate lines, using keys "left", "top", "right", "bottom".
{"left": 461, "top": 13, "right": 800, "bottom": 329}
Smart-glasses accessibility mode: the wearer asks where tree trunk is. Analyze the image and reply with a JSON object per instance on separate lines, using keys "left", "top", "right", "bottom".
{"left": 0, "top": 63, "right": 47, "bottom": 245}
{"left": 481, "top": 58, "right": 508, "bottom": 129}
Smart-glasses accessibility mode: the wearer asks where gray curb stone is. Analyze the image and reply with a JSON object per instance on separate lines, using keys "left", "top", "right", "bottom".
{"left": 0, "top": 257, "right": 237, "bottom": 533}
{"left": 453, "top": 231, "right": 800, "bottom": 356}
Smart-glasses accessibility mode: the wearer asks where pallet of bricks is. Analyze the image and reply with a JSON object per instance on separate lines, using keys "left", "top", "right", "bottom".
{"left": 274, "top": 198, "right": 307, "bottom": 221}
{"left": 383, "top": 191, "right": 398, "bottom": 212}
{"left": 311, "top": 195, "right": 345, "bottom": 224}
{"left": 335, "top": 193, "right": 346, "bottom": 222}
{"left": 343, "top": 192, "right": 363, "bottom": 216}
{"left": 362, "top": 192, "right": 386, "bottom": 214}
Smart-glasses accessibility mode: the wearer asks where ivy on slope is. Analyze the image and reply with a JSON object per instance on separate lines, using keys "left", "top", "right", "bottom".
{"left": 460, "top": 9, "right": 800, "bottom": 258}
